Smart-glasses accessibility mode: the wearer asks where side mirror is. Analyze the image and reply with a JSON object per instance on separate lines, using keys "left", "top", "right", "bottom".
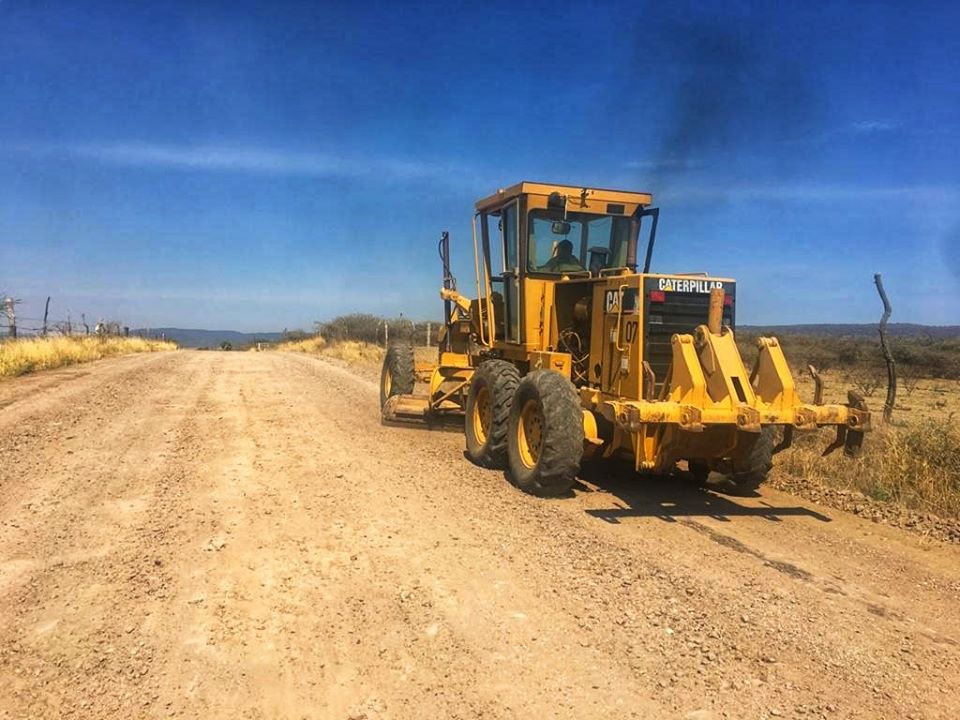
{"left": 551, "top": 221, "right": 571, "bottom": 235}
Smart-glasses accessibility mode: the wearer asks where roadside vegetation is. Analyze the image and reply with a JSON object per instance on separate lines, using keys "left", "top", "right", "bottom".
{"left": 273, "top": 313, "right": 438, "bottom": 366}
{"left": 315, "top": 313, "right": 438, "bottom": 346}
{"left": 737, "top": 331, "right": 960, "bottom": 383}
{"left": 0, "top": 335, "right": 177, "bottom": 378}
{"left": 737, "top": 331, "right": 960, "bottom": 521}
{"left": 779, "top": 419, "right": 960, "bottom": 519}
{"left": 274, "top": 334, "right": 384, "bottom": 365}
{"left": 731, "top": 330, "right": 959, "bottom": 515}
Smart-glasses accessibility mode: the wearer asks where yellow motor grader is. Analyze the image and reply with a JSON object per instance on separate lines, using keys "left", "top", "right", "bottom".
{"left": 380, "top": 181, "right": 869, "bottom": 495}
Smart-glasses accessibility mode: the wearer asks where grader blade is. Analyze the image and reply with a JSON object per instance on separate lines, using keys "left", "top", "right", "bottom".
{"left": 381, "top": 394, "right": 431, "bottom": 425}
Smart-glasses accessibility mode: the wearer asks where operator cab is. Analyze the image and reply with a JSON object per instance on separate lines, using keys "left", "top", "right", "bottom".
{"left": 473, "top": 182, "right": 657, "bottom": 344}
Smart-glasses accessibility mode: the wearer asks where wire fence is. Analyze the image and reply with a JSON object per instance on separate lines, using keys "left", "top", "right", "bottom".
{"left": 0, "top": 295, "right": 162, "bottom": 341}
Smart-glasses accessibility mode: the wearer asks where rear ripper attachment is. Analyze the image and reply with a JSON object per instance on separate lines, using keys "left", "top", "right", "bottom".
{"left": 590, "top": 287, "right": 869, "bottom": 481}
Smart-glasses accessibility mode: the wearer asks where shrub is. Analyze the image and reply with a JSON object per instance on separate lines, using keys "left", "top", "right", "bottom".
{"left": 313, "top": 314, "right": 440, "bottom": 346}
{"left": 737, "top": 331, "right": 960, "bottom": 382}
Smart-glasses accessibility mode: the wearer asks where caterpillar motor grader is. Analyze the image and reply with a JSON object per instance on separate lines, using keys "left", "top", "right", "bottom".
{"left": 380, "top": 181, "right": 869, "bottom": 496}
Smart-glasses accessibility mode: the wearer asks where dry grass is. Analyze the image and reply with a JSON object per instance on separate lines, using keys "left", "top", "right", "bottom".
{"left": 322, "top": 340, "right": 384, "bottom": 365}
{"left": 275, "top": 335, "right": 328, "bottom": 354}
{"left": 0, "top": 336, "right": 177, "bottom": 378}
{"left": 274, "top": 335, "right": 385, "bottom": 366}
{"left": 772, "top": 365, "right": 960, "bottom": 519}
{"left": 780, "top": 419, "right": 960, "bottom": 519}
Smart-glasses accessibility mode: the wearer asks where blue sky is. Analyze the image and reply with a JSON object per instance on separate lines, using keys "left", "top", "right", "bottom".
{"left": 1, "top": 0, "right": 958, "bottom": 332}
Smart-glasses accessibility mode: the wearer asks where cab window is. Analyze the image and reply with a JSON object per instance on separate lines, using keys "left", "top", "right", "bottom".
{"left": 527, "top": 210, "right": 636, "bottom": 275}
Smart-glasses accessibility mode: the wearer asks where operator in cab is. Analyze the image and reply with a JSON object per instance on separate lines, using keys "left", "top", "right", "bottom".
{"left": 539, "top": 239, "right": 586, "bottom": 273}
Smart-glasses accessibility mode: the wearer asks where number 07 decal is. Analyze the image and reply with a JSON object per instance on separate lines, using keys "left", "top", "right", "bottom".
{"left": 624, "top": 319, "right": 638, "bottom": 343}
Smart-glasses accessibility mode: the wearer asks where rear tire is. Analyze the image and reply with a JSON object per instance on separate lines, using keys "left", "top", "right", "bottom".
{"left": 465, "top": 360, "right": 520, "bottom": 468}
{"left": 507, "top": 370, "right": 583, "bottom": 496}
{"left": 380, "top": 344, "right": 415, "bottom": 409}
{"left": 725, "top": 427, "right": 776, "bottom": 495}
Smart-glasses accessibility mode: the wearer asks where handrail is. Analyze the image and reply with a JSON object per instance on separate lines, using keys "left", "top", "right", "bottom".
{"left": 471, "top": 212, "right": 486, "bottom": 346}
{"left": 487, "top": 271, "right": 496, "bottom": 347}
{"left": 614, "top": 284, "right": 628, "bottom": 352}
{"left": 598, "top": 266, "right": 630, "bottom": 277}
{"left": 471, "top": 212, "right": 493, "bottom": 347}
{"left": 613, "top": 283, "right": 630, "bottom": 397}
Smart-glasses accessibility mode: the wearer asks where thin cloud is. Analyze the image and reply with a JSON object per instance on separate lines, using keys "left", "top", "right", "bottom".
{"left": 785, "top": 120, "right": 901, "bottom": 145}
{"left": 663, "top": 183, "right": 960, "bottom": 204}
{"left": 9, "top": 141, "right": 460, "bottom": 181}
{"left": 850, "top": 120, "right": 898, "bottom": 134}
{"left": 624, "top": 158, "right": 700, "bottom": 171}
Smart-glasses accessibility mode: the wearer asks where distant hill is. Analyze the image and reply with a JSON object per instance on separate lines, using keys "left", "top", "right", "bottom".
{"left": 739, "top": 323, "right": 960, "bottom": 339}
{"left": 132, "top": 328, "right": 285, "bottom": 348}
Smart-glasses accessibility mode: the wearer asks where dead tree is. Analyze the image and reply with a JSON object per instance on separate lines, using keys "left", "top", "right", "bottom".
{"left": 874, "top": 273, "right": 896, "bottom": 423}
{"left": 42, "top": 296, "right": 51, "bottom": 336}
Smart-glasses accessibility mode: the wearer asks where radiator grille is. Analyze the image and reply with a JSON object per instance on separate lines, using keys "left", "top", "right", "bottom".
{"left": 644, "top": 291, "right": 735, "bottom": 392}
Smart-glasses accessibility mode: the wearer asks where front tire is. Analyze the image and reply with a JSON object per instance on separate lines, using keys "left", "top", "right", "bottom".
{"left": 507, "top": 370, "right": 583, "bottom": 496}
{"left": 465, "top": 360, "right": 520, "bottom": 468}
{"left": 380, "top": 344, "right": 415, "bottom": 409}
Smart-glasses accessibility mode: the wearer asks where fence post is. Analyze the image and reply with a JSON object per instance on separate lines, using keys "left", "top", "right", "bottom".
{"left": 426, "top": 322, "right": 431, "bottom": 347}
{"left": 3, "top": 297, "right": 16, "bottom": 339}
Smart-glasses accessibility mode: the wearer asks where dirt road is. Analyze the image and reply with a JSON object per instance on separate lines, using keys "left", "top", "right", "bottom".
{"left": 1, "top": 351, "right": 958, "bottom": 719}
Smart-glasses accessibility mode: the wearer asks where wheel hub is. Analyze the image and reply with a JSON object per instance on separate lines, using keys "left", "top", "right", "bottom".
{"left": 472, "top": 386, "right": 491, "bottom": 444}
{"left": 517, "top": 399, "right": 544, "bottom": 469}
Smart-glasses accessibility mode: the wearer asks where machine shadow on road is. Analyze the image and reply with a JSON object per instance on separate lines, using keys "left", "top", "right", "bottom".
{"left": 575, "top": 460, "right": 832, "bottom": 525}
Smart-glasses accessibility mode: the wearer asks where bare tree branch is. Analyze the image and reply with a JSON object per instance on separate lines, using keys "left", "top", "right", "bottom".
{"left": 874, "top": 273, "right": 896, "bottom": 423}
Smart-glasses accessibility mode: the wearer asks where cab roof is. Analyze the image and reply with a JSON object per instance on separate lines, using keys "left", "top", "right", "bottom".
{"left": 475, "top": 181, "right": 653, "bottom": 213}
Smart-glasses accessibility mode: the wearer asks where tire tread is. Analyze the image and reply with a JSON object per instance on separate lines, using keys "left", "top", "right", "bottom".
{"left": 465, "top": 360, "right": 520, "bottom": 468}
{"left": 380, "top": 344, "right": 416, "bottom": 408}
{"left": 508, "top": 370, "right": 583, "bottom": 496}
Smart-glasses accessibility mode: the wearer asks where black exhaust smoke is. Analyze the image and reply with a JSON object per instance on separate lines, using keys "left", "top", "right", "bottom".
{"left": 626, "top": 4, "right": 822, "bottom": 193}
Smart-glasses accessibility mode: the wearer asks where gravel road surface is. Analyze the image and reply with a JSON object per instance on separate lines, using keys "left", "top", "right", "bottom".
{"left": 1, "top": 351, "right": 958, "bottom": 719}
